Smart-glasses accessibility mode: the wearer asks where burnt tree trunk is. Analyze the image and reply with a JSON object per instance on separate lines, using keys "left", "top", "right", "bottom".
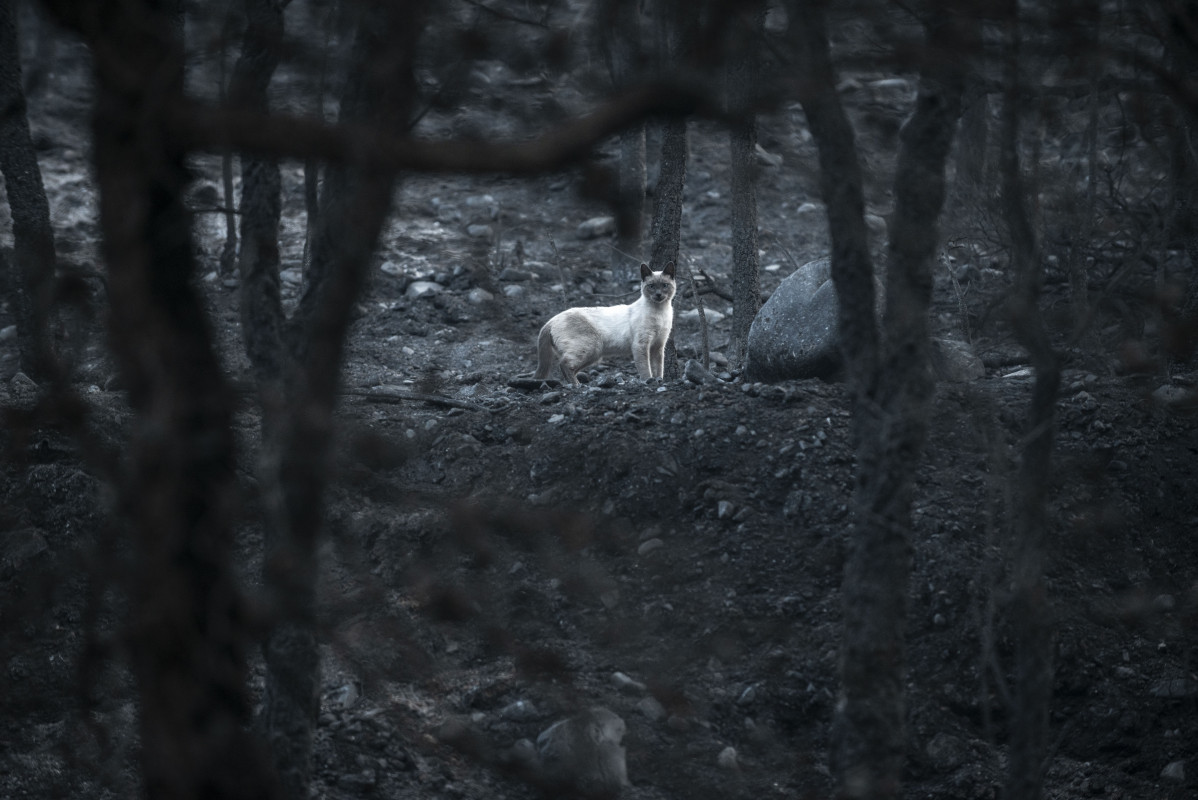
{"left": 599, "top": 0, "right": 646, "bottom": 282}
{"left": 45, "top": 0, "right": 280, "bottom": 795}
{"left": 728, "top": 3, "right": 765, "bottom": 366}
{"left": 999, "top": 7, "right": 1059, "bottom": 800}
{"left": 233, "top": 0, "right": 286, "bottom": 390}
{"left": 225, "top": 0, "right": 305, "bottom": 791}
{"left": 792, "top": 2, "right": 971, "bottom": 797}
{"left": 0, "top": 0, "right": 56, "bottom": 382}
{"left": 254, "top": 0, "right": 428, "bottom": 794}
{"left": 649, "top": 116, "right": 687, "bottom": 380}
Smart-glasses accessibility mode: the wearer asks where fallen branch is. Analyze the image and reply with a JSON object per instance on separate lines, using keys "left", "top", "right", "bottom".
{"left": 345, "top": 386, "right": 490, "bottom": 413}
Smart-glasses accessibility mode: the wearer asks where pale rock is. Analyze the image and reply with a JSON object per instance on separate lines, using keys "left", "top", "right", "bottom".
{"left": 677, "top": 308, "right": 726, "bottom": 326}
{"left": 405, "top": 280, "right": 443, "bottom": 299}
{"left": 467, "top": 287, "right": 494, "bottom": 304}
{"left": 636, "top": 696, "right": 666, "bottom": 722}
{"left": 1161, "top": 760, "right": 1186, "bottom": 782}
{"left": 612, "top": 671, "right": 647, "bottom": 694}
{"left": 745, "top": 257, "right": 840, "bottom": 382}
{"left": 1152, "top": 385, "right": 1195, "bottom": 409}
{"left": 577, "top": 216, "right": 616, "bottom": 239}
{"left": 717, "top": 746, "right": 739, "bottom": 770}
{"left": 537, "top": 708, "right": 629, "bottom": 797}
{"left": 500, "top": 699, "right": 539, "bottom": 721}
{"left": 637, "top": 538, "right": 664, "bottom": 556}
{"left": 466, "top": 223, "right": 493, "bottom": 238}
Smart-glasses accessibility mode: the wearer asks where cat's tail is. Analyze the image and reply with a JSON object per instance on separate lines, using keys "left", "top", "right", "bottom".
{"left": 534, "top": 324, "right": 557, "bottom": 379}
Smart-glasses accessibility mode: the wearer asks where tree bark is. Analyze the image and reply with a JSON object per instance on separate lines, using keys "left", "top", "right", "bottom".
{"left": 44, "top": 0, "right": 280, "bottom": 795}
{"left": 0, "top": 0, "right": 56, "bottom": 382}
{"left": 792, "top": 3, "right": 970, "bottom": 797}
{"left": 598, "top": 0, "right": 646, "bottom": 282}
{"left": 728, "top": 3, "right": 765, "bottom": 367}
{"left": 255, "top": 1, "right": 428, "bottom": 795}
{"left": 999, "top": 8, "right": 1059, "bottom": 800}
{"left": 225, "top": 0, "right": 308, "bottom": 793}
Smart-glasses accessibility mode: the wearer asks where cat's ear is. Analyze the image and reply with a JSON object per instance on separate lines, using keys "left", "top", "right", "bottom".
{"left": 639, "top": 263, "right": 652, "bottom": 281}
{"left": 663, "top": 261, "right": 676, "bottom": 279}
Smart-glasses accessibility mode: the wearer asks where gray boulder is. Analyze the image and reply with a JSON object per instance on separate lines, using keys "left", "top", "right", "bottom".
{"left": 745, "top": 256, "right": 982, "bottom": 384}
{"left": 745, "top": 257, "right": 840, "bottom": 381}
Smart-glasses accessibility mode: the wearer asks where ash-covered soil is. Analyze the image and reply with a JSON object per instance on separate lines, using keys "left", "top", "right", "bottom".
{"left": 2, "top": 14, "right": 1198, "bottom": 800}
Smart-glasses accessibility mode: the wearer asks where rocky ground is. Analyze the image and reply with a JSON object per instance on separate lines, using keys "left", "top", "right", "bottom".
{"left": 2, "top": 10, "right": 1198, "bottom": 800}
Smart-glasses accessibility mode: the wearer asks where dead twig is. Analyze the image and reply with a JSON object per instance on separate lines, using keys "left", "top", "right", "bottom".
{"left": 346, "top": 385, "right": 490, "bottom": 413}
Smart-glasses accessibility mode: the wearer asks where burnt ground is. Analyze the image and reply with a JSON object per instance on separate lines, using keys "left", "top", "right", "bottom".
{"left": 2, "top": 16, "right": 1198, "bottom": 800}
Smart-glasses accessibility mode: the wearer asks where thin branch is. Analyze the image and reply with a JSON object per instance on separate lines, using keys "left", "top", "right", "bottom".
{"left": 168, "top": 81, "right": 710, "bottom": 175}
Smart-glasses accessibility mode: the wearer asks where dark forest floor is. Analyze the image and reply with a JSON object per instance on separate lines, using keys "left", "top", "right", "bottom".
{"left": 2, "top": 12, "right": 1197, "bottom": 799}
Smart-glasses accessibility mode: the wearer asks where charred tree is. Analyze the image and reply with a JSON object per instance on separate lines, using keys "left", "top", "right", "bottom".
{"left": 232, "top": 0, "right": 286, "bottom": 391}
{"left": 0, "top": 0, "right": 56, "bottom": 382}
{"left": 998, "top": 7, "right": 1059, "bottom": 800}
{"left": 252, "top": 1, "right": 429, "bottom": 795}
{"left": 43, "top": 0, "right": 279, "bottom": 796}
{"left": 728, "top": 2, "right": 765, "bottom": 366}
{"left": 792, "top": 2, "right": 971, "bottom": 796}
{"left": 598, "top": 0, "right": 647, "bottom": 283}
{"left": 648, "top": 2, "right": 692, "bottom": 381}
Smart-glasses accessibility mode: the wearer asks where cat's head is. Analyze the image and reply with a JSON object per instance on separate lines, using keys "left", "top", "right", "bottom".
{"left": 638, "top": 261, "right": 676, "bottom": 305}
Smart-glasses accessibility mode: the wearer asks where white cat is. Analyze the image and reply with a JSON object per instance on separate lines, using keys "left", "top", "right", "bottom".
{"left": 534, "top": 262, "right": 676, "bottom": 386}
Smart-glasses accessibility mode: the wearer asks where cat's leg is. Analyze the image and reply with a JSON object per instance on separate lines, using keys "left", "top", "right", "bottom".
{"left": 632, "top": 338, "right": 654, "bottom": 380}
{"left": 649, "top": 342, "right": 665, "bottom": 379}
{"left": 558, "top": 359, "right": 581, "bottom": 386}
{"left": 534, "top": 325, "right": 559, "bottom": 379}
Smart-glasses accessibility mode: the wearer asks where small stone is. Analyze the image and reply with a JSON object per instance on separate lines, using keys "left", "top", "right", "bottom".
{"left": 684, "top": 359, "right": 715, "bottom": 385}
{"left": 498, "top": 267, "right": 535, "bottom": 282}
{"left": 507, "top": 738, "right": 537, "bottom": 768}
{"left": 467, "top": 287, "right": 494, "bottom": 304}
{"left": 717, "top": 746, "right": 739, "bottom": 770}
{"left": 737, "top": 685, "right": 757, "bottom": 705}
{"left": 576, "top": 216, "right": 616, "bottom": 239}
{"left": 1161, "top": 760, "right": 1185, "bottom": 782}
{"left": 637, "top": 538, "right": 664, "bottom": 556}
{"left": 0, "top": 325, "right": 16, "bottom": 342}
{"left": 380, "top": 260, "right": 404, "bottom": 277}
{"left": 677, "top": 308, "right": 726, "bottom": 326}
{"left": 1153, "top": 594, "right": 1176, "bottom": 611}
{"left": 717, "top": 500, "right": 735, "bottom": 519}
{"left": 500, "top": 699, "right": 539, "bottom": 721}
{"left": 406, "top": 280, "right": 443, "bottom": 299}
{"left": 925, "top": 732, "right": 968, "bottom": 772}
{"left": 636, "top": 696, "right": 666, "bottom": 722}
{"left": 466, "top": 223, "right": 493, "bottom": 238}
{"left": 612, "top": 671, "right": 647, "bottom": 695}
{"left": 502, "top": 284, "right": 525, "bottom": 298}
{"left": 1152, "top": 384, "right": 1194, "bottom": 408}
{"left": 665, "top": 714, "right": 690, "bottom": 732}
{"left": 280, "top": 267, "right": 303, "bottom": 285}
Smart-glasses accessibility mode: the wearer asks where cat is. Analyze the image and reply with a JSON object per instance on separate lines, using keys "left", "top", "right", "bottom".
{"left": 534, "top": 261, "right": 676, "bottom": 386}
